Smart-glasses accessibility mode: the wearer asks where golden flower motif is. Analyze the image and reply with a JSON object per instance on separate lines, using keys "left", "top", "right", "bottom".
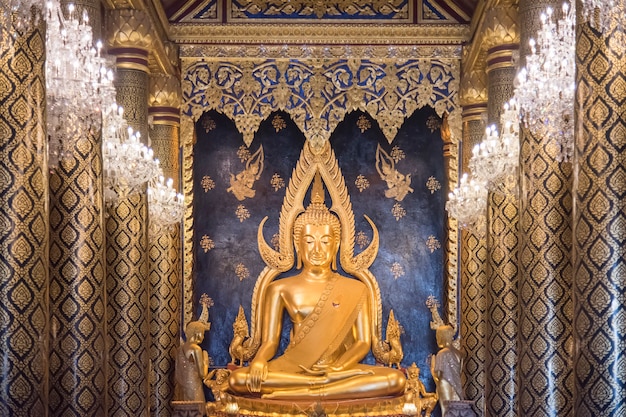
{"left": 272, "top": 115, "right": 287, "bottom": 132}
{"left": 426, "top": 115, "right": 441, "bottom": 132}
{"left": 200, "top": 235, "right": 215, "bottom": 253}
{"left": 391, "top": 262, "right": 405, "bottom": 280}
{"left": 426, "top": 235, "right": 441, "bottom": 253}
{"left": 235, "top": 263, "right": 250, "bottom": 281}
{"left": 271, "top": 173, "right": 285, "bottom": 191}
{"left": 237, "top": 145, "right": 251, "bottom": 163}
{"left": 201, "top": 175, "right": 216, "bottom": 192}
{"left": 390, "top": 146, "right": 405, "bottom": 163}
{"left": 271, "top": 233, "right": 280, "bottom": 251}
{"left": 356, "top": 115, "right": 371, "bottom": 133}
{"left": 355, "top": 174, "right": 370, "bottom": 192}
{"left": 426, "top": 176, "right": 441, "bottom": 194}
{"left": 201, "top": 115, "right": 216, "bottom": 132}
{"left": 236, "top": 204, "right": 251, "bottom": 222}
{"left": 355, "top": 230, "right": 370, "bottom": 249}
{"left": 391, "top": 203, "right": 406, "bottom": 221}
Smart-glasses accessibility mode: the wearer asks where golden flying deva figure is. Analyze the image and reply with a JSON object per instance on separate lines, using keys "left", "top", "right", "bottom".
{"left": 228, "top": 164, "right": 406, "bottom": 400}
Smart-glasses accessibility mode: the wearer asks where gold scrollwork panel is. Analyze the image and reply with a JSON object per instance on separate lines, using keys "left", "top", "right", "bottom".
{"left": 180, "top": 55, "right": 461, "bottom": 329}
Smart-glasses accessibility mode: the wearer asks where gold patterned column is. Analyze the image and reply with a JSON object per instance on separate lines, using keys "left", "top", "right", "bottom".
{"left": 148, "top": 73, "right": 181, "bottom": 417}
{"left": 106, "top": 9, "right": 153, "bottom": 416}
{"left": 47, "top": 1, "right": 108, "bottom": 415}
{"left": 459, "top": 66, "right": 488, "bottom": 417}
{"left": 0, "top": 16, "right": 48, "bottom": 417}
{"left": 483, "top": 8, "right": 519, "bottom": 415}
{"left": 573, "top": 4, "right": 626, "bottom": 415}
{"left": 517, "top": 1, "right": 574, "bottom": 416}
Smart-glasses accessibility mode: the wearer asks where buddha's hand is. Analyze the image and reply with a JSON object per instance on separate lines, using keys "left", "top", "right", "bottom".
{"left": 246, "top": 360, "right": 268, "bottom": 393}
{"left": 299, "top": 365, "right": 374, "bottom": 383}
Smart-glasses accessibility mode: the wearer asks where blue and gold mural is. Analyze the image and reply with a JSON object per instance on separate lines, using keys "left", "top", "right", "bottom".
{"left": 192, "top": 107, "right": 447, "bottom": 396}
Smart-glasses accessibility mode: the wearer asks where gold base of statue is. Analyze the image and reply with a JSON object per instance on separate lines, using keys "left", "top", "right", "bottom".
{"left": 215, "top": 395, "right": 406, "bottom": 417}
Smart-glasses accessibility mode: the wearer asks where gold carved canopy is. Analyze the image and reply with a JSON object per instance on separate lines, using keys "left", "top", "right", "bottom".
{"left": 179, "top": 42, "right": 463, "bottom": 330}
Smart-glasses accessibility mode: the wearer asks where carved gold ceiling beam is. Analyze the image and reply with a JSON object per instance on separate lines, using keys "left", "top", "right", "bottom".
{"left": 105, "top": 0, "right": 178, "bottom": 76}
{"left": 462, "top": 0, "right": 518, "bottom": 75}
{"left": 169, "top": 23, "right": 470, "bottom": 46}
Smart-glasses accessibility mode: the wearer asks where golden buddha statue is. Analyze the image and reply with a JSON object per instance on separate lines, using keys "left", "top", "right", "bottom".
{"left": 228, "top": 161, "right": 406, "bottom": 401}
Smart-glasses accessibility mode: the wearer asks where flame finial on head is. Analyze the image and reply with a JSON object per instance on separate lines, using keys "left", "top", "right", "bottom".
{"left": 199, "top": 293, "right": 214, "bottom": 324}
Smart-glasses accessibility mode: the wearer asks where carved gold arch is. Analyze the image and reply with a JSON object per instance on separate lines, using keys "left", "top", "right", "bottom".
{"left": 180, "top": 49, "right": 462, "bottom": 330}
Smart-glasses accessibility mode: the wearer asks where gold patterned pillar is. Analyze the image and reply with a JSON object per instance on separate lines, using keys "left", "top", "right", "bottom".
{"left": 148, "top": 73, "right": 181, "bottom": 417}
{"left": 517, "top": 1, "right": 574, "bottom": 416}
{"left": 47, "top": 1, "right": 108, "bottom": 415}
{"left": 483, "top": 6, "right": 520, "bottom": 416}
{"left": 106, "top": 9, "right": 153, "bottom": 416}
{"left": 0, "top": 16, "right": 48, "bottom": 417}
{"left": 459, "top": 66, "right": 488, "bottom": 417}
{"left": 573, "top": 4, "right": 626, "bottom": 415}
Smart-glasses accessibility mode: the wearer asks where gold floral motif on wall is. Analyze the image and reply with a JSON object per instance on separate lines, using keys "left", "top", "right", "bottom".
{"left": 391, "top": 202, "right": 406, "bottom": 221}
{"left": 426, "top": 235, "right": 440, "bottom": 253}
{"left": 201, "top": 175, "right": 216, "bottom": 192}
{"left": 270, "top": 173, "right": 285, "bottom": 191}
{"left": 355, "top": 230, "right": 371, "bottom": 249}
{"left": 201, "top": 114, "right": 217, "bottom": 132}
{"left": 426, "top": 176, "right": 441, "bottom": 194}
{"left": 235, "top": 204, "right": 251, "bottom": 222}
{"left": 426, "top": 114, "right": 442, "bottom": 133}
{"left": 272, "top": 115, "right": 287, "bottom": 132}
{"left": 227, "top": 145, "right": 264, "bottom": 201}
{"left": 355, "top": 174, "right": 370, "bottom": 192}
{"left": 235, "top": 263, "right": 250, "bottom": 281}
{"left": 390, "top": 145, "right": 405, "bottom": 162}
{"left": 200, "top": 234, "right": 215, "bottom": 252}
{"left": 376, "top": 144, "right": 413, "bottom": 202}
{"left": 237, "top": 145, "right": 251, "bottom": 162}
{"left": 271, "top": 233, "right": 280, "bottom": 251}
{"left": 357, "top": 115, "right": 372, "bottom": 133}
{"left": 391, "top": 262, "right": 405, "bottom": 279}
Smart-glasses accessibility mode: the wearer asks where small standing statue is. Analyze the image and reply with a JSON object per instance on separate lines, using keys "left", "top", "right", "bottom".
{"left": 430, "top": 325, "right": 463, "bottom": 417}
{"left": 426, "top": 296, "right": 463, "bottom": 417}
{"left": 175, "top": 294, "right": 214, "bottom": 409}
{"left": 404, "top": 363, "right": 438, "bottom": 417}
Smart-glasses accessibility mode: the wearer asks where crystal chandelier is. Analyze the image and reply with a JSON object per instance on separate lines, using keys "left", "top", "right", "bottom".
{"left": 515, "top": 2, "right": 575, "bottom": 162}
{"left": 102, "top": 102, "right": 161, "bottom": 206}
{"left": 581, "top": 0, "right": 625, "bottom": 33}
{"left": 446, "top": 173, "right": 488, "bottom": 236}
{"left": 148, "top": 174, "right": 185, "bottom": 230}
{"left": 45, "top": 0, "right": 115, "bottom": 168}
{"left": 1, "top": 0, "right": 42, "bottom": 52}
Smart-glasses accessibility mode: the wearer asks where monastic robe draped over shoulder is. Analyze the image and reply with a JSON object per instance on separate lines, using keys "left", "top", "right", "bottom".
{"left": 268, "top": 275, "right": 368, "bottom": 373}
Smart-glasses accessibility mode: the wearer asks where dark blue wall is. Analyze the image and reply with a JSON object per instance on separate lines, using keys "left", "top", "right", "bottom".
{"left": 192, "top": 108, "right": 447, "bottom": 394}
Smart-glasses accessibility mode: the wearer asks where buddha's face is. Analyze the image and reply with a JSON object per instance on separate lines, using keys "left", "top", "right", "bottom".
{"left": 300, "top": 223, "right": 337, "bottom": 269}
